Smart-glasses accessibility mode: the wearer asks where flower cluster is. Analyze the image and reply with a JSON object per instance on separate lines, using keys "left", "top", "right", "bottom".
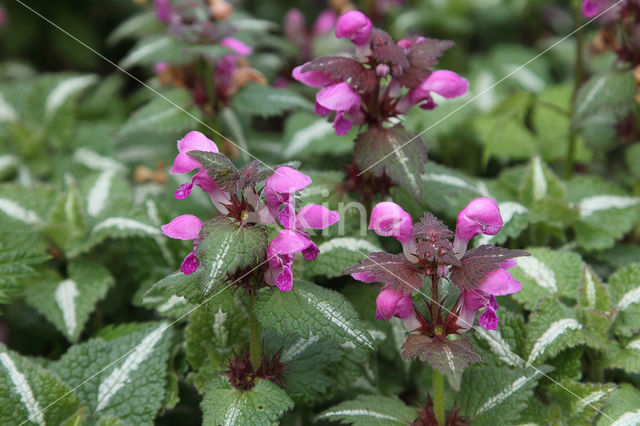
{"left": 161, "top": 131, "right": 339, "bottom": 291}
{"left": 292, "top": 9, "right": 468, "bottom": 135}
{"left": 283, "top": 9, "right": 338, "bottom": 63}
{"left": 346, "top": 197, "right": 528, "bottom": 335}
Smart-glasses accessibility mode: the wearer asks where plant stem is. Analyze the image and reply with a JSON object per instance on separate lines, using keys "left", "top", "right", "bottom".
{"left": 249, "top": 292, "right": 262, "bottom": 370}
{"left": 567, "top": 0, "right": 585, "bottom": 179}
{"left": 433, "top": 369, "right": 445, "bottom": 425}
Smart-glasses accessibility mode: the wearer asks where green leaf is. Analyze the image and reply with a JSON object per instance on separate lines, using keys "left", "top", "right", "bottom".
{"left": 283, "top": 112, "right": 353, "bottom": 159}
{"left": 304, "top": 237, "right": 381, "bottom": 279}
{"left": 107, "top": 12, "right": 165, "bottom": 45}
{"left": 577, "top": 266, "right": 612, "bottom": 344}
{"left": 607, "top": 264, "right": 640, "bottom": 337}
{"left": 602, "top": 338, "right": 640, "bottom": 374}
{"left": 354, "top": 126, "right": 427, "bottom": 198}
{"left": 316, "top": 395, "right": 417, "bottom": 426}
{"left": 200, "top": 378, "right": 293, "bottom": 425}
{"left": 143, "top": 269, "right": 235, "bottom": 313}
{"left": 23, "top": 260, "right": 114, "bottom": 342}
{"left": 266, "top": 334, "right": 343, "bottom": 404}
{"left": 231, "top": 83, "right": 313, "bottom": 117}
{"left": 469, "top": 311, "right": 526, "bottom": 367}
{"left": 255, "top": 280, "right": 375, "bottom": 349}
{"left": 566, "top": 176, "right": 640, "bottom": 250}
{"left": 520, "top": 156, "right": 565, "bottom": 206}
{"left": 187, "top": 151, "right": 239, "bottom": 191}
{"left": 509, "top": 247, "right": 584, "bottom": 310}
{"left": 196, "top": 218, "right": 267, "bottom": 297}
{"left": 401, "top": 335, "right": 481, "bottom": 390}
{"left": 458, "top": 366, "right": 544, "bottom": 425}
{"left": 572, "top": 71, "right": 637, "bottom": 149}
{"left": 44, "top": 181, "right": 88, "bottom": 255}
{"left": 50, "top": 322, "right": 174, "bottom": 425}
{"left": 118, "top": 89, "right": 200, "bottom": 136}
{"left": 596, "top": 383, "right": 640, "bottom": 426}
{"left": 547, "top": 380, "right": 616, "bottom": 423}
{"left": 524, "top": 298, "right": 585, "bottom": 365}
{"left": 120, "top": 35, "right": 189, "bottom": 69}
{"left": 0, "top": 344, "right": 81, "bottom": 426}
{"left": 0, "top": 244, "right": 50, "bottom": 305}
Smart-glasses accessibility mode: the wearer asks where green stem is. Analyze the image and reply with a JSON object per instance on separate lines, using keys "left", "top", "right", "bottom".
{"left": 567, "top": 0, "right": 585, "bottom": 179}
{"left": 433, "top": 369, "right": 445, "bottom": 426}
{"left": 249, "top": 292, "right": 262, "bottom": 370}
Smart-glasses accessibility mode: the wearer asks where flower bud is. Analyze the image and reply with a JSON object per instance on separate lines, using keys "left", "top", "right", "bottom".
{"left": 335, "top": 10, "right": 372, "bottom": 46}
{"left": 376, "top": 63, "right": 390, "bottom": 78}
{"left": 453, "top": 197, "right": 503, "bottom": 257}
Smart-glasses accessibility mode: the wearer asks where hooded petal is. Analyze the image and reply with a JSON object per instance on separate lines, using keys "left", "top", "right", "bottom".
{"left": 292, "top": 64, "right": 336, "bottom": 88}
{"left": 161, "top": 215, "right": 203, "bottom": 240}
{"left": 420, "top": 70, "right": 469, "bottom": 99}
{"left": 369, "top": 201, "right": 413, "bottom": 243}
{"left": 170, "top": 131, "right": 219, "bottom": 174}
{"left": 375, "top": 288, "right": 413, "bottom": 320}
{"left": 316, "top": 82, "right": 361, "bottom": 112}
{"left": 478, "top": 305, "right": 499, "bottom": 330}
{"left": 455, "top": 197, "right": 503, "bottom": 242}
{"left": 334, "top": 111, "right": 353, "bottom": 135}
{"left": 296, "top": 204, "right": 340, "bottom": 229}
{"left": 302, "top": 241, "right": 320, "bottom": 261}
{"left": 581, "top": 0, "right": 602, "bottom": 18}
{"left": 266, "top": 166, "right": 312, "bottom": 194}
{"left": 335, "top": 10, "right": 373, "bottom": 46}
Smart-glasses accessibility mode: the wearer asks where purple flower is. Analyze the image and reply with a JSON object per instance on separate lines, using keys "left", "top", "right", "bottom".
{"left": 335, "top": 10, "right": 373, "bottom": 47}
{"left": 161, "top": 214, "right": 203, "bottom": 274}
{"left": 0, "top": 8, "right": 7, "bottom": 28}
{"left": 453, "top": 197, "right": 503, "bottom": 257}
{"left": 582, "top": 0, "right": 610, "bottom": 18}
{"left": 454, "top": 260, "right": 521, "bottom": 331}
{"left": 315, "top": 82, "right": 362, "bottom": 135}
{"left": 154, "top": 0, "right": 173, "bottom": 23}
{"left": 396, "top": 70, "right": 469, "bottom": 113}
{"left": 265, "top": 205, "right": 340, "bottom": 291}
{"left": 154, "top": 62, "right": 170, "bottom": 75}
{"left": 264, "top": 166, "right": 312, "bottom": 228}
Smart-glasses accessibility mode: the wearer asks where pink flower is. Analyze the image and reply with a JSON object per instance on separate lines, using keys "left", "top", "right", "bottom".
{"left": 0, "top": 8, "right": 7, "bottom": 28}
{"left": 154, "top": 0, "right": 173, "bottom": 23}
{"left": 154, "top": 62, "right": 170, "bottom": 75}
{"left": 375, "top": 288, "right": 414, "bottom": 320}
{"left": 265, "top": 206, "right": 340, "bottom": 291}
{"left": 315, "top": 82, "right": 362, "bottom": 135}
{"left": 161, "top": 214, "right": 203, "bottom": 274}
{"left": 454, "top": 259, "right": 521, "bottom": 331}
{"left": 220, "top": 37, "right": 253, "bottom": 57}
{"left": 369, "top": 202, "right": 413, "bottom": 243}
{"left": 313, "top": 10, "right": 338, "bottom": 36}
{"left": 292, "top": 63, "right": 337, "bottom": 88}
{"left": 284, "top": 9, "right": 305, "bottom": 40}
{"left": 581, "top": 0, "right": 610, "bottom": 18}
{"left": 368, "top": 201, "right": 417, "bottom": 262}
{"left": 170, "top": 131, "right": 219, "bottom": 174}
{"left": 453, "top": 197, "right": 503, "bottom": 257}
{"left": 335, "top": 10, "right": 372, "bottom": 47}
{"left": 396, "top": 70, "right": 469, "bottom": 113}
{"left": 264, "top": 166, "right": 312, "bottom": 228}
{"left": 170, "top": 131, "right": 231, "bottom": 213}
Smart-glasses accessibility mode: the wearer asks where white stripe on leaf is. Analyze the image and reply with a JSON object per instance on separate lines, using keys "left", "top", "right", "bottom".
{"left": 87, "top": 170, "right": 116, "bottom": 217}
{"left": 92, "top": 217, "right": 161, "bottom": 235}
{"left": 477, "top": 372, "right": 540, "bottom": 415}
{"left": 54, "top": 280, "right": 79, "bottom": 336}
{"left": 319, "top": 409, "right": 400, "bottom": 421}
{"left": 0, "top": 199, "right": 41, "bottom": 224}
{"left": 45, "top": 75, "right": 97, "bottom": 116}
{"left": 515, "top": 256, "right": 557, "bottom": 292}
{"left": 579, "top": 195, "right": 640, "bottom": 218}
{"left": 317, "top": 238, "right": 380, "bottom": 254}
{"left": 96, "top": 323, "right": 167, "bottom": 411}
{"left": 527, "top": 319, "right": 581, "bottom": 364}
{"left": 0, "top": 352, "right": 45, "bottom": 425}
